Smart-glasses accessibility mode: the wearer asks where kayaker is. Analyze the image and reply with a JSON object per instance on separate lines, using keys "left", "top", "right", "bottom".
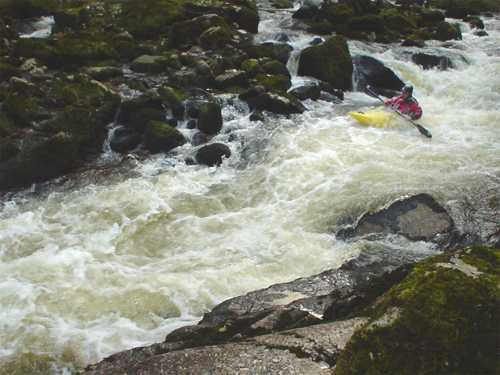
{"left": 385, "top": 85, "right": 423, "bottom": 120}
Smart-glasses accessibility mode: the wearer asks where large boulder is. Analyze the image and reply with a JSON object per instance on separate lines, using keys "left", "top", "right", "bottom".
{"left": 435, "top": 21, "right": 462, "bottom": 41}
{"left": 109, "top": 127, "right": 142, "bottom": 153}
{"left": 298, "top": 36, "right": 353, "bottom": 90}
{"left": 337, "top": 194, "right": 456, "bottom": 244}
{"left": 197, "top": 102, "right": 223, "bottom": 135}
{"left": 352, "top": 55, "right": 404, "bottom": 96}
{"left": 195, "top": 143, "right": 231, "bottom": 166}
{"left": 143, "top": 121, "right": 186, "bottom": 153}
{"left": 335, "top": 246, "right": 499, "bottom": 375}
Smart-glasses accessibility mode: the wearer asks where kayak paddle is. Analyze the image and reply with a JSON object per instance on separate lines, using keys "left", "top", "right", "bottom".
{"left": 365, "top": 86, "right": 432, "bottom": 139}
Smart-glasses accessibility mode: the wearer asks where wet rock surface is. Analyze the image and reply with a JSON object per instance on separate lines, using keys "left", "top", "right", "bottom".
{"left": 353, "top": 55, "right": 404, "bottom": 96}
{"left": 337, "top": 194, "right": 456, "bottom": 245}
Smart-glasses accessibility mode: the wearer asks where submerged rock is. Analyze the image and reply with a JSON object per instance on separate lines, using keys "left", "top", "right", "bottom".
{"left": 337, "top": 194, "right": 456, "bottom": 244}
{"left": 412, "top": 53, "right": 453, "bottom": 70}
{"left": 289, "top": 83, "right": 322, "bottom": 101}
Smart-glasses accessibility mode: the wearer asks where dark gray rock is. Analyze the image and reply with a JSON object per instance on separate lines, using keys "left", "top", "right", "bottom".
{"left": 130, "top": 55, "right": 168, "bottom": 74}
{"left": 353, "top": 55, "right": 404, "bottom": 96}
{"left": 196, "top": 143, "right": 231, "bottom": 166}
{"left": 401, "top": 39, "right": 425, "bottom": 48}
{"left": 412, "top": 53, "right": 453, "bottom": 70}
{"left": 191, "top": 131, "right": 211, "bottom": 146}
{"left": 214, "top": 69, "right": 248, "bottom": 89}
{"left": 249, "top": 111, "right": 265, "bottom": 122}
{"left": 109, "top": 127, "right": 141, "bottom": 153}
{"left": 336, "top": 194, "right": 456, "bottom": 244}
{"left": 474, "top": 30, "right": 488, "bottom": 37}
{"left": 289, "top": 84, "right": 322, "bottom": 101}
{"left": 246, "top": 42, "right": 293, "bottom": 65}
{"left": 244, "top": 92, "right": 306, "bottom": 115}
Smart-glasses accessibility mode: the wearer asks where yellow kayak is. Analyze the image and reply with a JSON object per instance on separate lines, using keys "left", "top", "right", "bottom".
{"left": 348, "top": 110, "right": 399, "bottom": 128}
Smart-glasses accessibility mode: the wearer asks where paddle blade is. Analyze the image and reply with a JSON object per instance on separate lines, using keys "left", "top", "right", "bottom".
{"left": 415, "top": 123, "right": 432, "bottom": 138}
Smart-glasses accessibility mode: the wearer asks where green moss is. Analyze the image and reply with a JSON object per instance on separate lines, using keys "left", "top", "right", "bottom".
{"left": 253, "top": 74, "right": 291, "bottom": 93}
{"left": 3, "top": 93, "right": 40, "bottom": 127}
{"left": 297, "top": 36, "right": 353, "bottom": 90}
{"left": 240, "top": 58, "right": 261, "bottom": 76}
{"left": 379, "top": 8, "right": 416, "bottom": 34}
{"left": 335, "top": 246, "right": 500, "bottom": 375}
{"left": 271, "top": 0, "right": 293, "bottom": 9}
{"left": 144, "top": 120, "right": 186, "bottom": 153}
{"left": 121, "top": 0, "right": 190, "bottom": 39}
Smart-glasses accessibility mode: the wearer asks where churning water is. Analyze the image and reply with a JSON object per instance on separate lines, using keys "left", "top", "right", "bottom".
{"left": 1, "top": 4, "right": 499, "bottom": 374}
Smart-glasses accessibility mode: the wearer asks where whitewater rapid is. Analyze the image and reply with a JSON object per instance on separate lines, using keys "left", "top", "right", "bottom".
{"left": 1, "top": 5, "right": 499, "bottom": 374}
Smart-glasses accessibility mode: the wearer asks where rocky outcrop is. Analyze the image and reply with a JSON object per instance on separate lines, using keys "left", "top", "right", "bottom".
{"left": 242, "top": 88, "right": 306, "bottom": 115}
{"left": 337, "top": 194, "right": 456, "bottom": 245}
{"left": 197, "top": 102, "right": 223, "bottom": 135}
{"left": 298, "top": 36, "right": 353, "bottom": 90}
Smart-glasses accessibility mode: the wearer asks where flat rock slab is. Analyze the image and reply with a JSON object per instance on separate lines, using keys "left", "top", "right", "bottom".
{"left": 337, "top": 193, "right": 455, "bottom": 243}
{"left": 85, "top": 318, "right": 368, "bottom": 375}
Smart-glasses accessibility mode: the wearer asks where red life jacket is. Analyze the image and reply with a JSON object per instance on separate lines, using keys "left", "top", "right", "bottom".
{"left": 385, "top": 95, "right": 423, "bottom": 119}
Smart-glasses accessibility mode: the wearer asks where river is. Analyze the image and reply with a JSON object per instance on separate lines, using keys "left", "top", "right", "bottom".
{"left": 1, "top": 2, "right": 499, "bottom": 373}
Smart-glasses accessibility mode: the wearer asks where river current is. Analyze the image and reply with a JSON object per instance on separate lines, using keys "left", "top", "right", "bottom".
{"left": 1, "top": 3, "right": 499, "bottom": 373}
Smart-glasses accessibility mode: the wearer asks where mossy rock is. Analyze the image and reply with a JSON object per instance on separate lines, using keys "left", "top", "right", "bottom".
{"left": 3, "top": 92, "right": 44, "bottom": 127}
{"left": 435, "top": 21, "right": 462, "bottom": 41}
{"left": 0, "top": 138, "right": 19, "bottom": 162}
{"left": 130, "top": 55, "right": 169, "bottom": 74}
{"left": 0, "top": 112, "right": 15, "bottom": 137}
{"left": 346, "top": 14, "right": 385, "bottom": 33}
{"left": 53, "top": 36, "right": 119, "bottom": 68}
{"left": 240, "top": 58, "right": 261, "bottom": 76}
{"left": 121, "top": 0, "right": 190, "bottom": 39}
{"left": 465, "top": 16, "right": 485, "bottom": 29}
{"left": 198, "top": 102, "right": 223, "bottom": 135}
{"left": 335, "top": 246, "right": 500, "bottom": 375}
{"left": 253, "top": 73, "right": 291, "bottom": 93}
{"left": 0, "top": 62, "right": 18, "bottom": 81}
{"left": 85, "top": 66, "right": 123, "bottom": 81}
{"left": 158, "top": 86, "right": 186, "bottom": 118}
{"left": 245, "top": 43, "right": 293, "bottom": 65}
{"left": 169, "top": 14, "right": 228, "bottom": 49}
{"left": 324, "top": 3, "right": 355, "bottom": 25}
{"left": 416, "top": 8, "right": 445, "bottom": 28}
{"left": 144, "top": 120, "right": 186, "bottom": 153}
{"left": 261, "top": 60, "right": 289, "bottom": 77}
{"left": 297, "top": 36, "right": 353, "bottom": 90}
{"left": 225, "top": 0, "right": 259, "bottom": 33}
{"left": 199, "top": 25, "right": 233, "bottom": 50}
{"left": 379, "top": 7, "right": 416, "bottom": 34}
{"left": 0, "top": 0, "right": 58, "bottom": 19}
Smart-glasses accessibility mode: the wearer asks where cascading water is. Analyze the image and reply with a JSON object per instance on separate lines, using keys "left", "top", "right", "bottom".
{"left": 1, "top": 3, "right": 499, "bottom": 373}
